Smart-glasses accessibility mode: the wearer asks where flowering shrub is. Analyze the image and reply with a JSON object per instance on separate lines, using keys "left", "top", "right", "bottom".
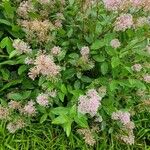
{"left": 0, "top": 0, "right": 150, "bottom": 148}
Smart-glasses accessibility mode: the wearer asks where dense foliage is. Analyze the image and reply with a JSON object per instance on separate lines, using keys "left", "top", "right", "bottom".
{"left": 0, "top": 0, "right": 150, "bottom": 149}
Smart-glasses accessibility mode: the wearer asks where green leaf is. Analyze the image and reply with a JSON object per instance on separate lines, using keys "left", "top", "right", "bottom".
{"left": 38, "top": 76, "right": 46, "bottom": 86}
{"left": 69, "top": 105, "right": 77, "bottom": 117}
{"left": 3, "top": 1, "right": 15, "bottom": 19}
{"left": 58, "top": 92, "right": 65, "bottom": 102}
{"left": 80, "top": 76, "right": 92, "bottom": 83}
{"left": 0, "top": 79, "right": 22, "bottom": 92}
{"left": 7, "top": 91, "right": 31, "bottom": 100}
{"left": 74, "top": 80, "right": 80, "bottom": 89}
{"left": 64, "top": 122, "right": 72, "bottom": 137}
{"left": 63, "top": 68, "right": 76, "bottom": 79}
{"left": 91, "top": 40, "right": 105, "bottom": 50}
{"left": 129, "top": 79, "right": 146, "bottom": 90}
{"left": 69, "top": 53, "right": 79, "bottom": 59}
{"left": 52, "top": 115, "right": 68, "bottom": 124}
{"left": 1, "top": 37, "right": 14, "bottom": 54}
{"left": 0, "top": 19, "right": 12, "bottom": 26}
{"left": 0, "top": 60, "right": 16, "bottom": 66}
{"left": 22, "top": 91, "right": 31, "bottom": 99}
{"left": 74, "top": 114, "right": 88, "bottom": 128}
{"left": 9, "top": 50, "right": 18, "bottom": 59}
{"left": 69, "top": 0, "right": 75, "bottom": 6}
{"left": 51, "top": 107, "right": 69, "bottom": 115}
{"left": 57, "top": 50, "right": 66, "bottom": 61}
{"left": 7, "top": 93, "right": 22, "bottom": 100}
{"left": 101, "top": 62, "right": 108, "bottom": 75}
{"left": 93, "top": 55, "right": 105, "bottom": 62}
{"left": 1, "top": 69, "right": 10, "bottom": 80}
{"left": 109, "top": 80, "right": 118, "bottom": 91}
{"left": 111, "top": 57, "right": 120, "bottom": 68}
{"left": 40, "top": 114, "right": 48, "bottom": 123}
{"left": 18, "top": 65, "right": 27, "bottom": 75}
{"left": 67, "top": 28, "right": 73, "bottom": 37}
{"left": 61, "top": 84, "right": 67, "bottom": 94}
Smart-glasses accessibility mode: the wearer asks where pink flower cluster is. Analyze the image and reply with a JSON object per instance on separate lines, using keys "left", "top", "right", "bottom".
{"left": 120, "top": 132, "right": 135, "bottom": 145}
{"left": 13, "top": 39, "right": 32, "bottom": 54}
{"left": 112, "top": 110, "right": 135, "bottom": 145}
{"left": 135, "top": 17, "right": 149, "bottom": 27}
{"left": 79, "top": 46, "right": 91, "bottom": 64}
{"left": 28, "top": 52, "right": 61, "bottom": 80}
{"left": 38, "top": 0, "right": 50, "bottom": 5}
{"left": 24, "top": 57, "right": 34, "bottom": 65}
{"left": 22, "top": 100, "right": 36, "bottom": 116}
{"left": 8, "top": 100, "right": 21, "bottom": 110}
{"left": 143, "top": 75, "right": 150, "bottom": 83}
{"left": 51, "top": 46, "right": 61, "bottom": 56}
{"left": 112, "top": 111, "right": 130, "bottom": 125}
{"left": 0, "top": 106, "right": 9, "bottom": 120}
{"left": 80, "top": 46, "right": 90, "bottom": 57}
{"left": 131, "top": 64, "right": 142, "bottom": 72}
{"left": 110, "top": 39, "right": 121, "bottom": 49}
{"left": 103, "top": 0, "right": 150, "bottom": 11}
{"left": 78, "top": 89, "right": 102, "bottom": 117}
{"left": 7, "top": 119, "right": 25, "bottom": 133}
{"left": 36, "top": 93, "right": 49, "bottom": 107}
{"left": 17, "top": 1, "right": 33, "bottom": 18}
{"left": 114, "top": 14, "right": 133, "bottom": 31}
{"left": 131, "top": 0, "right": 150, "bottom": 11}
{"left": 77, "top": 128, "right": 96, "bottom": 146}
{"left": 130, "top": 0, "right": 143, "bottom": 8}
{"left": 103, "top": 0, "right": 122, "bottom": 11}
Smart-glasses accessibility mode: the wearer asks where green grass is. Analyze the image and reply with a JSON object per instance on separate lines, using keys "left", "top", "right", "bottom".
{"left": 0, "top": 121, "right": 150, "bottom": 150}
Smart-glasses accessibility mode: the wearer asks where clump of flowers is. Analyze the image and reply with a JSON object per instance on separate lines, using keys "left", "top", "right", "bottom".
{"left": 114, "top": 14, "right": 133, "bottom": 31}
{"left": 135, "top": 17, "right": 149, "bottom": 27}
{"left": 77, "top": 128, "right": 96, "bottom": 146}
{"left": 112, "top": 111, "right": 131, "bottom": 125}
{"left": 28, "top": 67, "right": 40, "bottom": 80}
{"left": 143, "top": 0, "right": 150, "bottom": 12}
{"left": 130, "top": 0, "right": 143, "bottom": 8}
{"left": 54, "top": 19, "right": 63, "bottom": 28}
{"left": 120, "top": 131, "right": 135, "bottom": 145}
{"left": 103, "top": 0, "right": 130, "bottom": 11}
{"left": 77, "top": 46, "right": 94, "bottom": 70}
{"left": 56, "top": 13, "right": 65, "bottom": 20}
{"left": 28, "top": 52, "right": 61, "bottom": 80}
{"left": 36, "top": 93, "right": 49, "bottom": 107}
{"left": 22, "top": 100, "right": 36, "bottom": 116}
{"left": 37, "top": 0, "right": 50, "bottom": 5}
{"left": 0, "top": 105, "right": 9, "bottom": 120}
{"left": 13, "top": 39, "right": 32, "bottom": 54}
{"left": 131, "top": 64, "right": 142, "bottom": 72}
{"left": 51, "top": 46, "right": 61, "bottom": 56}
{"left": 112, "top": 110, "right": 135, "bottom": 145}
{"left": 80, "top": 46, "right": 90, "bottom": 58}
{"left": 17, "top": 1, "right": 33, "bottom": 18}
{"left": 19, "top": 20, "right": 54, "bottom": 42}
{"left": 83, "top": 0, "right": 97, "bottom": 11}
{"left": 8, "top": 100, "right": 22, "bottom": 110}
{"left": 110, "top": 39, "right": 121, "bottom": 49}
{"left": 94, "top": 114, "right": 103, "bottom": 122}
{"left": 24, "top": 57, "right": 34, "bottom": 65}
{"left": 7, "top": 119, "right": 25, "bottom": 133}
{"left": 143, "top": 75, "right": 150, "bottom": 83}
{"left": 78, "top": 89, "right": 102, "bottom": 117}
{"left": 48, "top": 90, "right": 57, "bottom": 98}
